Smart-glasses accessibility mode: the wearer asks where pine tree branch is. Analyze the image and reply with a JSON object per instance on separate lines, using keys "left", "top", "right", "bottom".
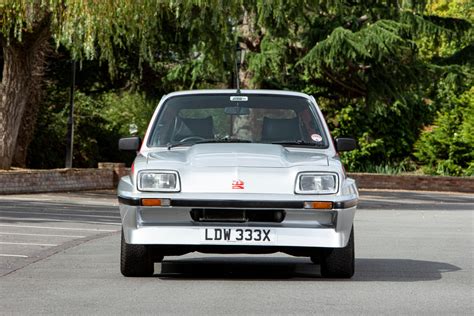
{"left": 322, "top": 66, "right": 367, "bottom": 97}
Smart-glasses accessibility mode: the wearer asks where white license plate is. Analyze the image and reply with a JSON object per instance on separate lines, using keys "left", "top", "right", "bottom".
{"left": 202, "top": 228, "right": 275, "bottom": 243}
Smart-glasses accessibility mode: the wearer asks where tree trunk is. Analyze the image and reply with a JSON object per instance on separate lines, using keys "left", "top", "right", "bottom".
{"left": 0, "top": 15, "right": 50, "bottom": 169}
{"left": 11, "top": 40, "right": 50, "bottom": 168}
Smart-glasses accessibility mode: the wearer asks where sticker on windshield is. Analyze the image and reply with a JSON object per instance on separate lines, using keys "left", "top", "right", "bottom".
{"left": 311, "top": 134, "right": 323, "bottom": 142}
{"left": 230, "top": 96, "right": 248, "bottom": 102}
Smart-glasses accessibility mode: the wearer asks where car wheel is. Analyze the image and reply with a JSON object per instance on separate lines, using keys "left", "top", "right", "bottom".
{"left": 120, "top": 230, "right": 154, "bottom": 277}
{"left": 320, "top": 227, "right": 355, "bottom": 278}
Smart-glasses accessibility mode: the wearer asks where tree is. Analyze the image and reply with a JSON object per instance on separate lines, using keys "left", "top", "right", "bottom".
{"left": 238, "top": 0, "right": 472, "bottom": 168}
{"left": 0, "top": 0, "right": 239, "bottom": 169}
{"left": 2, "top": 0, "right": 472, "bottom": 171}
{"left": 412, "top": 0, "right": 474, "bottom": 175}
{"left": 1, "top": 1, "right": 51, "bottom": 168}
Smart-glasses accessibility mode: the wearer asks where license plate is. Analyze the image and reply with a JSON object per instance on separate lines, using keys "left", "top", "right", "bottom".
{"left": 202, "top": 228, "right": 275, "bottom": 243}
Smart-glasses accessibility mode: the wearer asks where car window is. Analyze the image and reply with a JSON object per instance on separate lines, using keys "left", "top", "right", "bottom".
{"left": 147, "top": 94, "right": 328, "bottom": 148}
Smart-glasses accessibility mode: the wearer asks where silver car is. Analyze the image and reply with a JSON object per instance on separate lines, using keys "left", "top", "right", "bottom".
{"left": 118, "top": 90, "right": 358, "bottom": 278}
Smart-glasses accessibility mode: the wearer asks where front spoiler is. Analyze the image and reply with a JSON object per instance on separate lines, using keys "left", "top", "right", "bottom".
{"left": 120, "top": 204, "right": 356, "bottom": 248}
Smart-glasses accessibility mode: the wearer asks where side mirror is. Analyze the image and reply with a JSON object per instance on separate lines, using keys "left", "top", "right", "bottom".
{"left": 335, "top": 137, "right": 356, "bottom": 152}
{"left": 119, "top": 137, "right": 141, "bottom": 151}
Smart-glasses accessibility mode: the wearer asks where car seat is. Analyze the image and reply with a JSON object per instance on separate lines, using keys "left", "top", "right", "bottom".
{"left": 261, "top": 117, "right": 302, "bottom": 143}
{"left": 172, "top": 116, "right": 214, "bottom": 142}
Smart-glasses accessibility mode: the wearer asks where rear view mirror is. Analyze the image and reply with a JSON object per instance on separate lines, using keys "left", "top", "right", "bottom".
{"left": 224, "top": 106, "right": 250, "bottom": 115}
{"left": 119, "top": 137, "right": 141, "bottom": 151}
{"left": 335, "top": 138, "right": 356, "bottom": 152}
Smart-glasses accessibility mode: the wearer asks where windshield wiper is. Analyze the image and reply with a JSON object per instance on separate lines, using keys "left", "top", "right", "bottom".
{"left": 167, "top": 142, "right": 193, "bottom": 150}
{"left": 167, "top": 137, "right": 251, "bottom": 150}
{"left": 271, "top": 140, "right": 327, "bottom": 147}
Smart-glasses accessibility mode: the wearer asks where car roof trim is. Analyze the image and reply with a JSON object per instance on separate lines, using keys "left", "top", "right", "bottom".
{"left": 163, "top": 89, "right": 312, "bottom": 99}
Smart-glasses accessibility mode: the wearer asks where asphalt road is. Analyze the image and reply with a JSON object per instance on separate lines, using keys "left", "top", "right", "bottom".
{"left": 0, "top": 189, "right": 473, "bottom": 315}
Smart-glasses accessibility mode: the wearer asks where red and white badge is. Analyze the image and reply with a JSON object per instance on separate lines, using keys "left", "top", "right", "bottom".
{"left": 232, "top": 180, "right": 245, "bottom": 189}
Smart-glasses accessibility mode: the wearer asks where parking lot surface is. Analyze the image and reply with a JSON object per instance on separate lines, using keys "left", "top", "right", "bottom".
{"left": 0, "top": 191, "right": 120, "bottom": 276}
{"left": 0, "top": 189, "right": 473, "bottom": 314}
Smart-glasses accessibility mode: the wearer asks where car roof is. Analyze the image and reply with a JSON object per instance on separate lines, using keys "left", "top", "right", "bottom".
{"left": 163, "top": 89, "right": 312, "bottom": 100}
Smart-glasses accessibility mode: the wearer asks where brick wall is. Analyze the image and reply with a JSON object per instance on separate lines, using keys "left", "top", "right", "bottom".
{"left": 0, "top": 168, "right": 113, "bottom": 194}
{"left": 0, "top": 167, "right": 472, "bottom": 194}
{"left": 98, "top": 162, "right": 129, "bottom": 186}
{"left": 348, "top": 173, "right": 474, "bottom": 193}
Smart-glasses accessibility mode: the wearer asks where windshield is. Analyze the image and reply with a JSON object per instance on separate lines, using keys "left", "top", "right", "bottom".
{"left": 147, "top": 94, "right": 329, "bottom": 148}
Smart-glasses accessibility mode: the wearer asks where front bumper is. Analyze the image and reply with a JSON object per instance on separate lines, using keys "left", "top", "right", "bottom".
{"left": 119, "top": 196, "right": 356, "bottom": 248}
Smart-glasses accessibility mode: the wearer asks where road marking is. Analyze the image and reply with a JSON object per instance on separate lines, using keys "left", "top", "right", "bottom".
{"left": 0, "top": 198, "right": 117, "bottom": 204}
{"left": 0, "top": 241, "right": 58, "bottom": 247}
{"left": 0, "top": 210, "right": 120, "bottom": 219}
{"left": 0, "top": 216, "right": 121, "bottom": 226}
{"left": 0, "top": 205, "right": 118, "bottom": 214}
{"left": 0, "top": 254, "right": 28, "bottom": 258}
{"left": 0, "top": 224, "right": 118, "bottom": 232}
{"left": 0, "top": 232, "right": 86, "bottom": 238}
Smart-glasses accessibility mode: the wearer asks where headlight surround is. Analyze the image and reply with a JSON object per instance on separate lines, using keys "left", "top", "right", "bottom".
{"left": 138, "top": 171, "right": 180, "bottom": 192}
{"left": 295, "top": 173, "right": 338, "bottom": 194}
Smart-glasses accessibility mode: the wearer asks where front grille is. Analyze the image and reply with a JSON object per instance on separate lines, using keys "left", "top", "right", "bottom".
{"left": 172, "top": 200, "right": 304, "bottom": 209}
{"left": 190, "top": 209, "right": 286, "bottom": 223}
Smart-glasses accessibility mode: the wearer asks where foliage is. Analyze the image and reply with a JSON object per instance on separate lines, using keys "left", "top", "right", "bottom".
{"left": 240, "top": 0, "right": 473, "bottom": 173}
{"left": 350, "top": 161, "right": 416, "bottom": 175}
{"left": 413, "top": 88, "right": 474, "bottom": 176}
{"left": 2, "top": 0, "right": 473, "bottom": 173}
{"left": 1, "top": 0, "right": 240, "bottom": 78}
{"left": 334, "top": 95, "right": 433, "bottom": 172}
{"left": 101, "top": 92, "right": 155, "bottom": 138}
{"left": 428, "top": 0, "right": 473, "bottom": 22}
{"left": 27, "top": 85, "right": 148, "bottom": 168}
{"left": 410, "top": 0, "right": 473, "bottom": 176}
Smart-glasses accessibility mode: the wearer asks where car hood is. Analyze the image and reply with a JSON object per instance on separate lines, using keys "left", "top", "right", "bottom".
{"left": 146, "top": 143, "right": 329, "bottom": 168}
{"left": 137, "top": 144, "right": 340, "bottom": 194}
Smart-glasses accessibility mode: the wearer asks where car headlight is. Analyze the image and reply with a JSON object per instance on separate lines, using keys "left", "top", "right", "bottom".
{"left": 295, "top": 173, "right": 338, "bottom": 194}
{"left": 138, "top": 171, "right": 180, "bottom": 192}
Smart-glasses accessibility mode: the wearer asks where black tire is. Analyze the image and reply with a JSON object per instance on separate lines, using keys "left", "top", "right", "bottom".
{"left": 320, "top": 227, "right": 355, "bottom": 278}
{"left": 120, "top": 231, "right": 154, "bottom": 277}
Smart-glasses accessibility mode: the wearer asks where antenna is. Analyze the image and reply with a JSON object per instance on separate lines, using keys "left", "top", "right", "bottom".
{"left": 235, "top": 43, "right": 242, "bottom": 93}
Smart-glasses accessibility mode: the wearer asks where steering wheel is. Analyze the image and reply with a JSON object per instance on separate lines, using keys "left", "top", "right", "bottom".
{"left": 179, "top": 136, "right": 206, "bottom": 143}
